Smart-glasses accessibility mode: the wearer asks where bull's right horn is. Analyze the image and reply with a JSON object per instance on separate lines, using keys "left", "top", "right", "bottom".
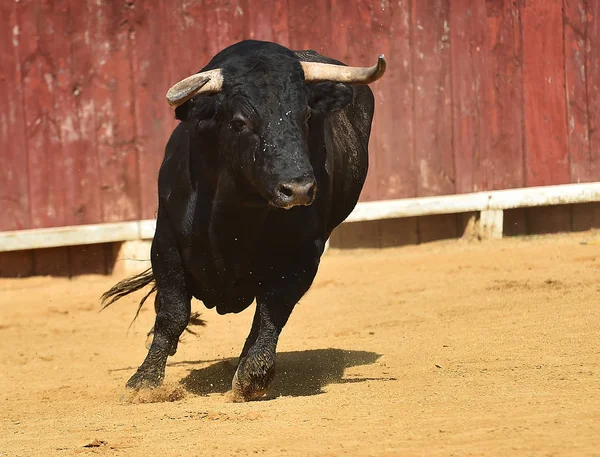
{"left": 301, "top": 55, "right": 386, "bottom": 85}
{"left": 166, "top": 68, "right": 224, "bottom": 107}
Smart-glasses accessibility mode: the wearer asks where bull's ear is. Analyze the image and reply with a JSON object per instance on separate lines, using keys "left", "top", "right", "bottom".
{"left": 307, "top": 82, "right": 353, "bottom": 114}
{"left": 174, "top": 95, "right": 219, "bottom": 130}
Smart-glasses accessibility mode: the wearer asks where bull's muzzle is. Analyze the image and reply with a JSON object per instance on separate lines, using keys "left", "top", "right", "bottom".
{"left": 270, "top": 178, "right": 317, "bottom": 210}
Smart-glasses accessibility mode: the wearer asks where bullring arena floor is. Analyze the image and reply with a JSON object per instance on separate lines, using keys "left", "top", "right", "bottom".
{"left": 1, "top": 231, "right": 599, "bottom": 456}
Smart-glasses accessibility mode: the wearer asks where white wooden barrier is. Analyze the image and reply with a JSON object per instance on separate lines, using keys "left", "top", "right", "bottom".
{"left": 2, "top": 182, "right": 600, "bottom": 252}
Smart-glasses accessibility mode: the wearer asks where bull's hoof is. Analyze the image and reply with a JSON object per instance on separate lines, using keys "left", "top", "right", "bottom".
{"left": 229, "top": 355, "right": 276, "bottom": 402}
{"left": 125, "top": 368, "right": 164, "bottom": 390}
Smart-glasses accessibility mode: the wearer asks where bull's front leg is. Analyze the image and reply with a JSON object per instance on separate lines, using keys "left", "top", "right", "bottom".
{"left": 230, "top": 300, "right": 289, "bottom": 401}
{"left": 231, "top": 250, "right": 320, "bottom": 401}
{"left": 126, "top": 225, "right": 191, "bottom": 390}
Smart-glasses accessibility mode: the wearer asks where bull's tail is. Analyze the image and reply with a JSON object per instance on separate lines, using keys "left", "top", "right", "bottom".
{"left": 100, "top": 268, "right": 207, "bottom": 334}
{"left": 101, "top": 268, "right": 156, "bottom": 325}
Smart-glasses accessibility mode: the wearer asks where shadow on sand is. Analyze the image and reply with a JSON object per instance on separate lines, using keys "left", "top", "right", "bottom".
{"left": 180, "top": 348, "right": 393, "bottom": 399}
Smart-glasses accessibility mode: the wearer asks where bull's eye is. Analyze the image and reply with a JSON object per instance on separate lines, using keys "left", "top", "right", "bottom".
{"left": 231, "top": 114, "right": 248, "bottom": 132}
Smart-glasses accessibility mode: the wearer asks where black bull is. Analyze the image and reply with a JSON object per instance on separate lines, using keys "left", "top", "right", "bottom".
{"left": 102, "top": 40, "right": 385, "bottom": 401}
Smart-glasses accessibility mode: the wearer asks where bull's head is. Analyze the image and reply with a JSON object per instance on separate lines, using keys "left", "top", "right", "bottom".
{"left": 166, "top": 45, "right": 386, "bottom": 210}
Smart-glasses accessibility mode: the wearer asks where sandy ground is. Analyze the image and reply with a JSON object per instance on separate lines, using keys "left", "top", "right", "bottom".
{"left": 1, "top": 232, "right": 599, "bottom": 456}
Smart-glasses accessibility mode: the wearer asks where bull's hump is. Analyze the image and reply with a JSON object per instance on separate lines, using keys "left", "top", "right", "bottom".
{"left": 294, "top": 50, "right": 319, "bottom": 60}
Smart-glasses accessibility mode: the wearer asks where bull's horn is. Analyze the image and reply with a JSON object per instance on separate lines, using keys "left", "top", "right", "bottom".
{"left": 301, "top": 55, "right": 386, "bottom": 85}
{"left": 165, "top": 68, "right": 224, "bottom": 107}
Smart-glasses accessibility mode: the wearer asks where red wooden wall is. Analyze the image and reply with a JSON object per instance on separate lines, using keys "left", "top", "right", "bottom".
{"left": 2, "top": 0, "right": 600, "bottom": 234}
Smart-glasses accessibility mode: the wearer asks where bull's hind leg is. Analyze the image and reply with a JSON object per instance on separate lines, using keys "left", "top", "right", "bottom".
{"left": 126, "top": 228, "right": 191, "bottom": 390}
{"left": 232, "top": 249, "right": 320, "bottom": 401}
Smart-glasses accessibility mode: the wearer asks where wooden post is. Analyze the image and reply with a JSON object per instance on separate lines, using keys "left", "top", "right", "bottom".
{"left": 479, "top": 209, "right": 504, "bottom": 240}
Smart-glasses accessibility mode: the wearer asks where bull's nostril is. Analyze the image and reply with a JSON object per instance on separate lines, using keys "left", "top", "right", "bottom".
{"left": 278, "top": 184, "right": 294, "bottom": 198}
{"left": 274, "top": 180, "right": 317, "bottom": 207}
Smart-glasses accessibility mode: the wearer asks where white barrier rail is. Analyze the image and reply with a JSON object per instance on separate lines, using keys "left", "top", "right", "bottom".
{"left": 2, "top": 182, "right": 600, "bottom": 252}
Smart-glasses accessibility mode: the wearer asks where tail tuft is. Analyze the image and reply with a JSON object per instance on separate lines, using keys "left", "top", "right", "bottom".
{"left": 101, "top": 268, "right": 156, "bottom": 323}
{"left": 101, "top": 267, "right": 207, "bottom": 339}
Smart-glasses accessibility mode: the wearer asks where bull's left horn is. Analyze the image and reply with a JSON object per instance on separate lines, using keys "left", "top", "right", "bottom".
{"left": 300, "top": 55, "right": 386, "bottom": 85}
{"left": 165, "top": 68, "right": 224, "bottom": 107}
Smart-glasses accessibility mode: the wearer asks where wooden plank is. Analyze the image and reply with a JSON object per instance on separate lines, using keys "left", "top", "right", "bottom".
{"left": 17, "top": 0, "right": 66, "bottom": 229}
{"left": 344, "top": 182, "right": 600, "bottom": 221}
{"left": 68, "top": 244, "right": 108, "bottom": 276}
{"left": 167, "top": 0, "right": 207, "bottom": 77}
{"left": 564, "top": 0, "right": 595, "bottom": 183}
{"left": 522, "top": 0, "right": 570, "bottom": 235}
{"left": 203, "top": 0, "right": 246, "bottom": 57}
{"left": 521, "top": 0, "right": 569, "bottom": 187}
{"left": 272, "top": 0, "right": 290, "bottom": 47}
{"left": 479, "top": 209, "right": 504, "bottom": 240}
{"left": 587, "top": 0, "right": 600, "bottom": 183}
{"left": 449, "top": 0, "right": 489, "bottom": 194}
{"left": 572, "top": 202, "right": 600, "bottom": 231}
{"left": 411, "top": 0, "right": 456, "bottom": 243}
{"left": 288, "top": 0, "right": 333, "bottom": 55}
{"left": 368, "top": 0, "right": 393, "bottom": 203}
{"left": 334, "top": 220, "right": 381, "bottom": 249}
{"left": 33, "top": 247, "right": 70, "bottom": 277}
{"left": 0, "top": 221, "right": 140, "bottom": 252}
{"left": 411, "top": 0, "right": 454, "bottom": 200}
{"left": 61, "top": 0, "right": 103, "bottom": 226}
{"left": 0, "top": 251, "right": 34, "bottom": 278}
{"left": 242, "top": 0, "right": 291, "bottom": 44}
{"left": 527, "top": 206, "right": 572, "bottom": 234}
{"left": 241, "top": 0, "right": 289, "bottom": 45}
{"left": 503, "top": 208, "right": 528, "bottom": 237}
{"left": 41, "top": 0, "right": 103, "bottom": 227}
{"left": 130, "top": 1, "right": 172, "bottom": 221}
{"left": 380, "top": 218, "right": 419, "bottom": 248}
{"left": 225, "top": 0, "right": 247, "bottom": 46}
{"left": 243, "top": 0, "right": 273, "bottom": 42}
{"left": 371, "top": 0, "right": 416, "bottom": 202}
{"left": 89, "top": 0, "right": 140, "bottom": 223}
{"left": 0, "top": 1, "right": 30, "bottom": 231}
{"left": 371, "top": 0, "right": 418, "bottom": 243}
{"left": 480, "top": 0, "right": 526, "bottom": 191}
{"left": 346, "top": 192, "right": 487, "bottom": 221}
{"left": 418, "top": 214, "right": 457, "bottom": 244}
